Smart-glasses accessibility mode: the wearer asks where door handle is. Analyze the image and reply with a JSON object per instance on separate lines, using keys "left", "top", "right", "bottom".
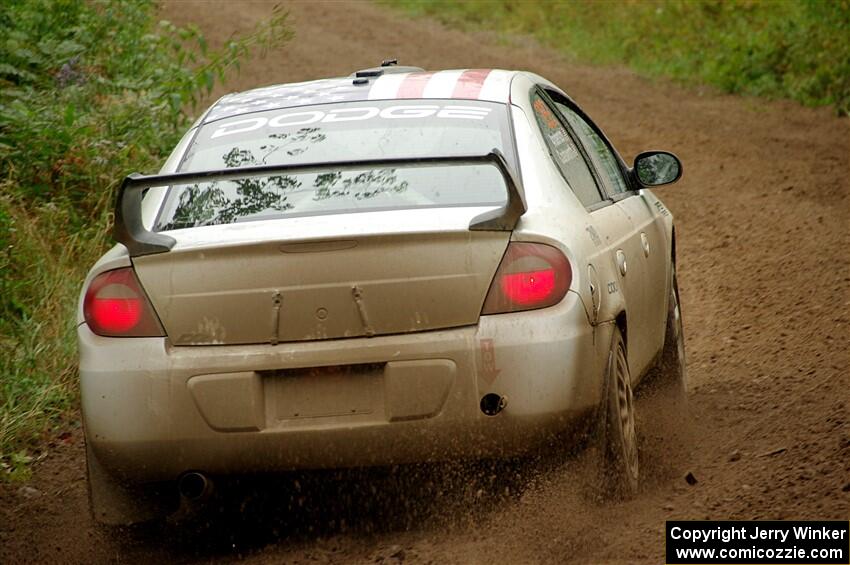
{"left": 640, "top": 232, "right": 650, "bottom": 257}
{"left": 616, "top": 249, "right": 627, "bottom": 276}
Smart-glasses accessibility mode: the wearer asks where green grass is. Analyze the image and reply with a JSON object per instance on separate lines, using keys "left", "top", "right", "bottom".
{"left": 0, "top": 0, "right": 291, "bottom": 478}
{"left": 385, "top": 0, "right": 850, "bottom": 115}
{"left": 0, "top": 194, "right": 105, "bottom": 480}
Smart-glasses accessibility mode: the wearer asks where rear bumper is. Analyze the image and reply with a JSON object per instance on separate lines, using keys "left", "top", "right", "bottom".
{"left": 79, "top": 292, "right": 600, "bottom": 483}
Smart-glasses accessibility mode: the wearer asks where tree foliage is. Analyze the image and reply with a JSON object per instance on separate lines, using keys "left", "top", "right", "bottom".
{"left": 389, "top": 0, "right": 850, "bottom": 115}
{"left": 0, "top": 0, "right": 291, "bottom": 474}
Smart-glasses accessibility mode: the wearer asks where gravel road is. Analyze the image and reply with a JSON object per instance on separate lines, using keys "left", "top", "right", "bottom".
{"left": 1, "top": 2, "right": 847, "bottom": 563}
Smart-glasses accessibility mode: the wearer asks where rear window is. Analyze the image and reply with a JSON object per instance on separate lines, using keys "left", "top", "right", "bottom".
{"left": 155, "top": 100, "right": 514, "bottom": 230}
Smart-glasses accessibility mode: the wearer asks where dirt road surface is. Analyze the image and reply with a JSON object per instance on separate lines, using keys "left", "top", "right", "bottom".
{"left": 2, "top": 2, "right": 848, "bottom": 563}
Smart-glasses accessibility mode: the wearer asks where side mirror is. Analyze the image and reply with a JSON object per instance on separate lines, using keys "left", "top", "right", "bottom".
{"left": 633, "top": 151, "right": 682, "bottom": 188}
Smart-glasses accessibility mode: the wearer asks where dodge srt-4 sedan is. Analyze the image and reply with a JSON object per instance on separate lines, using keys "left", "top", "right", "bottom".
{"left": 78, "top": 62, "right": 686, "bottom": 525}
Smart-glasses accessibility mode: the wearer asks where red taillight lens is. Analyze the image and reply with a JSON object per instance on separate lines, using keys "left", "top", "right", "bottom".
{"left": 500, "top": 269, "right": 557, "bottom": 305}
{"left": 482, "top": 242, "right": 572, "bottom": 314}
{"left": 83, "top": 268, "right": 163, "bottom": 337}
{"left": 90, "top": 295, "right": 142, "bottom": 332}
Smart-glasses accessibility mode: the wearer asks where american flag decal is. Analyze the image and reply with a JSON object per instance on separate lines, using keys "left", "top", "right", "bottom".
{"left": 204, "top": 69, "right": 512, "bottom": 124}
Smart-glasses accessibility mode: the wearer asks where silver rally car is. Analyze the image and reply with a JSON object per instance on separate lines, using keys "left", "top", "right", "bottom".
{"left": 78, "top": 63, "right": 686, "bottom": 524}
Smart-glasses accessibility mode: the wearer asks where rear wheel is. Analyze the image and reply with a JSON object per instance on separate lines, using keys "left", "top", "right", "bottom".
{"left": 594, "top": 326, "right": 639, "bottom": 498}
{"left": 649, "top": 263, "right": 687, "bottom": 396}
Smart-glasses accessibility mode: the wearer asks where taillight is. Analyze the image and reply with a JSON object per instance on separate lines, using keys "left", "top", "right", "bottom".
{"left": 83, "top": 268, "right": 164, "bottom": 337}
{"left": 482, "top": 242, "right": 572, "bottom": 314}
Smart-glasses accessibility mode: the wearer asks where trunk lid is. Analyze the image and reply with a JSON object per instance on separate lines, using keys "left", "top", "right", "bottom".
{"left": 133, "top": 210, "right": 509, "bottom": 345}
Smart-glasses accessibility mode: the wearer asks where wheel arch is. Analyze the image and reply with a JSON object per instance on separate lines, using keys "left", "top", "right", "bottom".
{"left": 671, "top": 226, "right": 677, "bottom": 265}
{"left": 614, "top": 310, "right": 628, "bottom": 350}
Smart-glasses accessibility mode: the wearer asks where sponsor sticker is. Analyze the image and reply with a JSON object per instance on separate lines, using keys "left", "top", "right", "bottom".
{"left": 211, "top": 104, "right": 493, "bottom": 139}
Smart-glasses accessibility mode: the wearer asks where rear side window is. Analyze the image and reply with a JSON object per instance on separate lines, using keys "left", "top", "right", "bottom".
{"left": 530, "top": 92, "right": 602, "bottom": 208}
{"left": 552, "top": 99, "right": 629, "bottom": 195}
{"left": 154, "top": 100, "right": 515, "bottom": 230}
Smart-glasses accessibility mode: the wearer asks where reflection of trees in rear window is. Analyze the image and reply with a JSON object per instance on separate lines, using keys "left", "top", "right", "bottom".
{"left": 161, "top": 176, "right": 297, "bottom": 230}
{"left": 156, "top": 101, "right": 513, "bottom": 230}
{"left": 313, "top": 170, "right": 408, "bottom": 201}
{"left": 259, "top": 129, "right": 326, "bottom": 163}
{"left": 221, "top": 128, "right": 326, "bottom": 168}
{"left": 155, "top": 163, "right": 505, "bottom": 230}
{"left": 160, "top": 128, "right": 329, "bottom": 230}
{"left": 160, "top": 169, "right": 412, "bottom": 230}
{"left": 182, "top": 101, "right": 512, "bottom": 174}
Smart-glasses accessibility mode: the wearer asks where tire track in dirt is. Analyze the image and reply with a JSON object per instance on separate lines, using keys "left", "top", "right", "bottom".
{"left": 1, "top": 2, "right": 847, "bottom": 563}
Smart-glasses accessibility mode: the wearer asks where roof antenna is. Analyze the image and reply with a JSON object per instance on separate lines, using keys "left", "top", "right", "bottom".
{"left": 381, "top": 59, "right": 398, "bottom": 67}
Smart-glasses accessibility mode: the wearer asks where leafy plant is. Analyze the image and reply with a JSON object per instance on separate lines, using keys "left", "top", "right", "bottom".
{"left": 386, "top": 0, "right": 850, "bottom": 115}
{"left": 0, "top": 0, "right": 291, "bottom": 475}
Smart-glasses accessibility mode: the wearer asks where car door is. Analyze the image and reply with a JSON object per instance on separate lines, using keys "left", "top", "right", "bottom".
{"left": 528, "top": 89, "right": 634, "bottom": 336}
{"left": 614, "top": 189, "right": 668, "bottom": 374}
{"left": 546, "top": 92, "right": 666, "bottom": 378}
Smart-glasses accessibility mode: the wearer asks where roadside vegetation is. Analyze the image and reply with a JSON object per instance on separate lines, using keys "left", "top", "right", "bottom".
{"left": 388, "top": 0, "right": 850, "bottom": 115}
{"left": 0, "top": 0, "right": 290, "bottom": 479}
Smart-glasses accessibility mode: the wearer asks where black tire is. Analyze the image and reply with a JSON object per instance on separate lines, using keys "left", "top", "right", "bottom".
{"left": 594, "top": 326, "right": 639, "bottom": 499}
{"left": 649, "top": 263, "right": 688, "bottom": 396}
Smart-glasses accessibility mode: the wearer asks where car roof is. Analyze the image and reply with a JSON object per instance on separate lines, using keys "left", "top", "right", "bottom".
{"left": 202, "top": 68, "right": 519, "bottom": 124}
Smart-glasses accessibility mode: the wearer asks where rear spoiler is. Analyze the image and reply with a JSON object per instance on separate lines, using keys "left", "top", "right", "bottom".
{"left": 114, "top": 149, "right": 525, "bottom": 257}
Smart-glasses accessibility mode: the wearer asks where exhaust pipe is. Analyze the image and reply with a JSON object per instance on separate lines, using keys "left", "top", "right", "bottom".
{"left": 480, "top": 393, "right": 508, "bottom": 416}
{"left": 178, "top": 472, "right": 213, "bottom": 501}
